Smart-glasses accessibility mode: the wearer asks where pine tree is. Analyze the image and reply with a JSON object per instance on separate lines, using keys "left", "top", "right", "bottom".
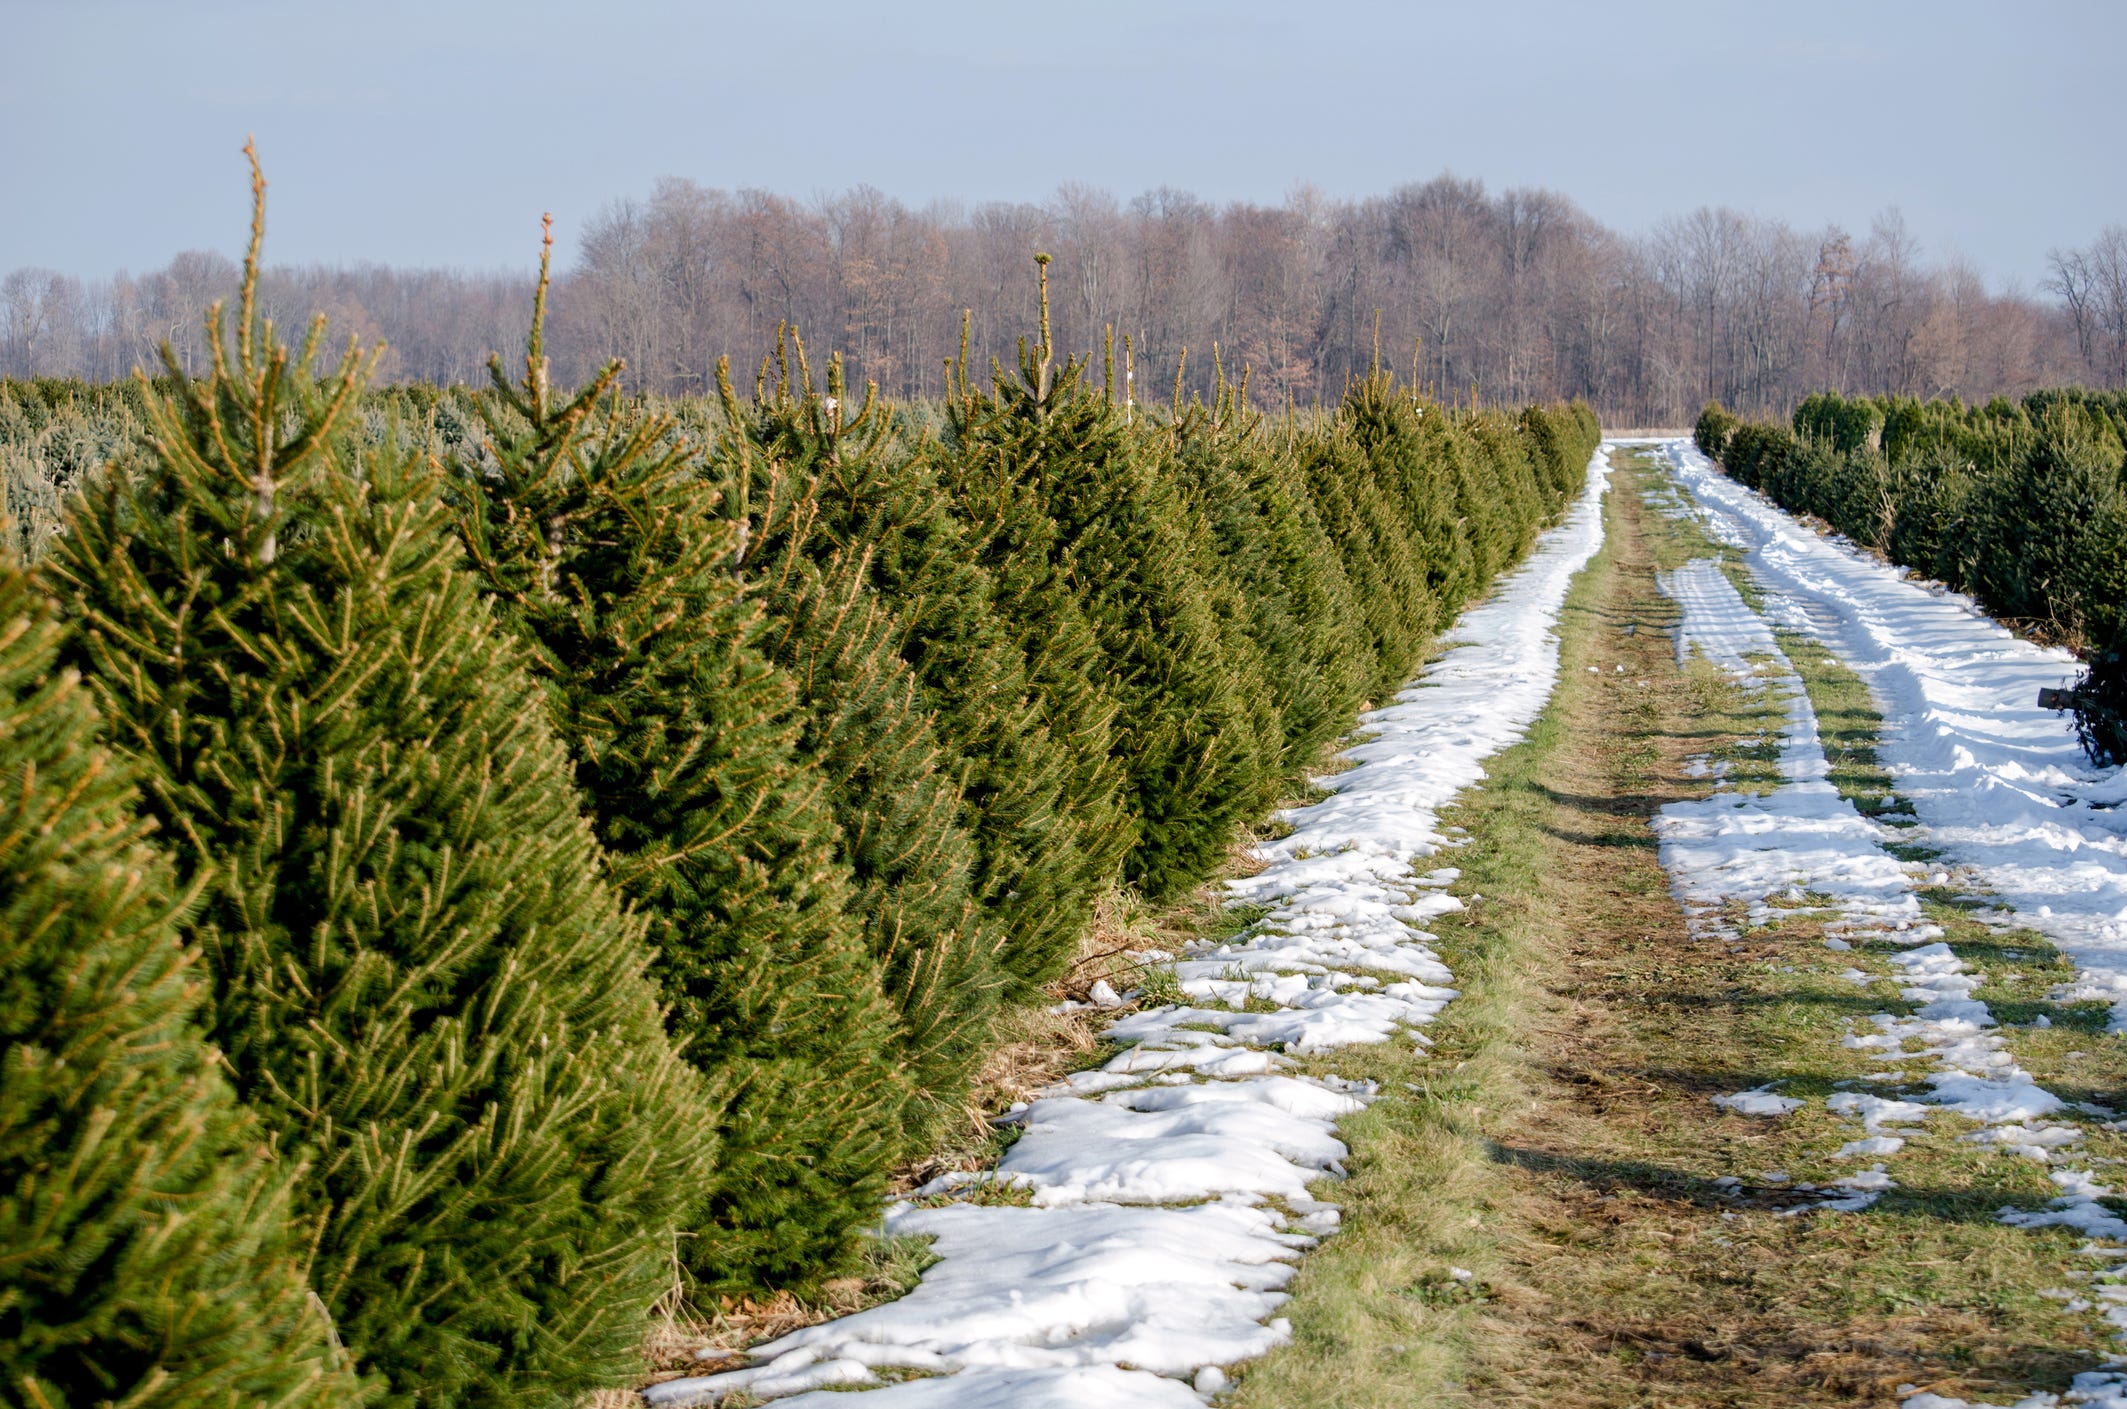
{"left": 1342, "top": 375, "right": 1475, "bottom": 626}
{"left": 706, "top": 343, "right": 1008, "bottom": 1131}
{"left": 1165, "top": 386, "right": 1367, "bottom": 773}
{"left": 2075, "top": 625, "right": 2127, "bottom": 768}
{"left": 1294, "top": 415, "right": 1432, "bottom": 695}
{"left": 42, "top": 153, "right": 716, "bottom": 1409}
{"left": 445, "top": 246, "right": 909, "bottom": 1292}
{"left": 0, "top": 552, "right": 362, "bottom": 1409}
{"left": 947, "top": 265, "right": 1259, "bottom": 901}
{"left": 723, "top": 345, "right": 1116, "bottom": 992}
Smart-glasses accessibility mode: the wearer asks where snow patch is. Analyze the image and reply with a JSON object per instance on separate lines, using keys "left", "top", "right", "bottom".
{"left": 1665, "top": 440, "right": 2127, "bottom": 1024}
{"left": 647, "top": 448, "right": 1616, "bottom": 1405}
{"left": 1711, "top": 1086, "right": 1803, "bottom": 1117}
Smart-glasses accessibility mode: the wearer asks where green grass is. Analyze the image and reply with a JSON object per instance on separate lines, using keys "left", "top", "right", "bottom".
{"left": 1228, "top": 450, "right": 2118, "bottom": 1409}
{"left": 1760, "top": 559, "right": 2126, "bottom": 1133}
{"left": 1227, "top": 454, "right": 1631, "bottom": 1408}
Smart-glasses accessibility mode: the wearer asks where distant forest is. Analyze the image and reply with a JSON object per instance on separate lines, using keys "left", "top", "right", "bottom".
{"left": 5, "top": 175, "right": 2125, "bottom": 424}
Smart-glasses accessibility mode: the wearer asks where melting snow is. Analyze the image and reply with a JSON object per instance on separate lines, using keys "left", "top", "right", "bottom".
{"left": 1662, "top": 441, "right": 2127, "bottom": 1023}
{"left": 1711, "top": 1086, "right": 1804, "bottom": 1116}
{"left": 1637, "top": 438, "right": 2127, "bottom": 1384}
{"left": 644, "top": 450, "right": 1615, "bottom": 1407}
{"left": 1651, "top": 557, "right": 1930, "bottom": 943}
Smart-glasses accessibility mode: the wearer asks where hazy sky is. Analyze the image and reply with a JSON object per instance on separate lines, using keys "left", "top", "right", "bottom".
{"left": 4, "top": 0, "right": 2121, "bottom": 288}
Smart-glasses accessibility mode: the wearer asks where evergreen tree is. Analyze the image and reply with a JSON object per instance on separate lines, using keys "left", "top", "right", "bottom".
{"left": 1294, "top": 415, "right": 1432, "bottom": 696}
{"left": 934, "top": 348, "right": 1137, "bottom": 953}
{"left": 1146, "top": 377, "right": 1285, "bottom": 816}
{"left": 1455, "top": 411, "right": 1546, "bottom": 577}
{"left": 707, "top": 344, "right": 1008, "bottom": 1131}
{"left": 948, "top": 270, "right": 1259, "bottom": 901}
{"left": 0, "top": 552, "right": 361, "bottom": 1409}
{"left": 714, "top": 347, "right": 1104, "bottom": 993}
{"left": 43, "top": 156, "right": 716, "bottom": 1409}
{"left": 1970, "top": 407, "right": 2127, "bottom": 642}
{"left": 445, "top": 249, "right": 909, "bottom": 1292}
{"left": 1164, "top": 374, "right": 1359, "bottom": 778}
{"left": 2075, "top": 625, "right": 2127, "bottom": 768}
{"left": 1244, "top": 417, "right": 1374, "bottom": 756}
{"left": 1342, "top": 376, "right": 1473, "bottom": 626}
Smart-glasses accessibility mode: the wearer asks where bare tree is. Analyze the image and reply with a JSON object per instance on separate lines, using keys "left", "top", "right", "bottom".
{"left": 1, "top": 176, "right": 2094, "bottom": 419}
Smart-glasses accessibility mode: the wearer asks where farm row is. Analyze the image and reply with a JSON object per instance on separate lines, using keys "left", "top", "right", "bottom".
{"left": 0, "top": 192, "right": 1598, "bottom": 1409}
{"left": 1693, "top": 391, "right": 2127, "bottom": 761}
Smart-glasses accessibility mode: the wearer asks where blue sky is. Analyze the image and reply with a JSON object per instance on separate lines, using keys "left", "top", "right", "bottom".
{"left": 3, "top": 0, "right": 2120, "bottom": 286}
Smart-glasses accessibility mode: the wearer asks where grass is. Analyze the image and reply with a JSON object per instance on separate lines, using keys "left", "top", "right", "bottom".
{"left": 1228, "top": 450, "right": 1637, "bottom": 1408}
{"left": 1231, "top": 446, "right": 2115, "bottom": 1408}
{"left": 1761, "top": 517, "right": 2126, "bottom": 1130}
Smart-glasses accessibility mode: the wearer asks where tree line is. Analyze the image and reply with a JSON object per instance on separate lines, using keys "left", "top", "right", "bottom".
{"left": 5, "top": 175, "right": 2122, "bottom": 424}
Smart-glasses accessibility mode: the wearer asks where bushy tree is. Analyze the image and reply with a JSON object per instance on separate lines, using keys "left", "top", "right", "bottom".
{"left": 1971, "top": 408, "right": 2127, "bottom": 641}
{"left": 932, "top": 345, "right": 1138, "bottom": 958}
{"left": 43, "top": 159, "right": 716, "bottom": 1409}
{"left": 445, "top": 253, "right": 909, "bottom": 1293}
{"left": 1165, "top": 375, "right": 1365, "bottom": 775}
{"left": 2075, "top": 626, "right": 2127, "bottom": 768}
{"left": 0, "top": 552, "right": 361, "bottom": 1409}
{"left": 948, "top": 281, "right": 1261, "bottom": 902}
{"left": 705, "top": 344, "right": 1008, "bottom": 1131}
{"left": 712, "top": 345, "right": 1112, "bottom": 994}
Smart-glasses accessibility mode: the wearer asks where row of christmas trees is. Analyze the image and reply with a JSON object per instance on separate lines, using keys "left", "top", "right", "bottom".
{"left": 1694, "top": 392, "right": 2125, "bottom": 763}
{"left": 1, "top": 164, "right": 1600, "bottom": 1409}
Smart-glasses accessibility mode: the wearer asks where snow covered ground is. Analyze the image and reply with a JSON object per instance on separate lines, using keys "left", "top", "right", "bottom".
{"left": 1639, "top": 438, "right": 2127, "bottom": 1408}
{"left": 639, "top": 450, "right": 1615, "bottom": 1408}
{"left": 1649, "top": 547, "right": 2075, "bottom": 1209}
{"left": 1659, "top": 440, "right": 2127, "bottom": 1023}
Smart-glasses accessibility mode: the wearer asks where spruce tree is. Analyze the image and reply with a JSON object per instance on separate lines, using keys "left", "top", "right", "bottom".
{"left": 2075, "top": 625, "right": 2127, "bottom": 768}
{"left": 43, "top": 155, "right": 716, "bottom": 1409}
{"left": 1166, "top": 386, "right": 1367, "bottom": 772}
{"left": 445, "top": 249, "right": 909, "bottom": 1292}
{"left": 0, "top": 553, "right": 361, "bottom": 1409}
{"left": 704, "top": 344, "right": 1008, "bottom": 1131}
{"left": 1342, "top": 375, "right": 1473, "bottom": 626}
{"left": 722, "top": 346, "right": 1117, "bottom": 992}
{"left": 947, "top": 265, "right": 1258, "bottom": 901}
{"left": 1294, "top": 416, "right": 1432, "bottom": 695}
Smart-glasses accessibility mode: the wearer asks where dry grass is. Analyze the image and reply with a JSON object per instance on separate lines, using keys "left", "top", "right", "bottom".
{"left": 1234, "top": 451, "right": 2109, "bottom": 1408}
{"left": 605, "top": 782, "right": 1297, "bottom": 1396}
{"left": 1460, "top": 461, "right": 2101, "bottom": 1407}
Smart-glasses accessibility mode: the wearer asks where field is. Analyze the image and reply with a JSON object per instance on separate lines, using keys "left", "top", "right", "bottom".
{"left": 6, "top": 178, "right": 2127, "bottom": 1409}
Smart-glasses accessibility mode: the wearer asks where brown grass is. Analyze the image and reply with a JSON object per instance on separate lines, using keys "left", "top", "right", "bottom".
{"left": 1235, "top": 449, "right": 2104, "bottom": 1409}
{"left": 1456, "top": 456, "right": 2094, "bottom": 1406}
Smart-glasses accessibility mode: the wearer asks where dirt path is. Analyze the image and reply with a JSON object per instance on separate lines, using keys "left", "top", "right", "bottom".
{"left": 1238, "top": 448, "right": 2109, "bottom": 1408}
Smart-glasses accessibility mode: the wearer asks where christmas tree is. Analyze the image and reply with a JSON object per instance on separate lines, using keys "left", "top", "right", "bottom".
{"left": 1164, "top": 378, "right": 1368, "bottom": 774}
{"left": 945, "top": 266, "right": 1261, "bottom": 901}
{"left": 43, "top": 151, "right": 716, "bottom": 1408}
{"left": 446, "top": 242, "right": 909, "bottom": 1292}
{"left": 707, "top": 341, "right": 1008, "bottom": 1132}
{"left": 0, "top": 550, "right": 361, "bottom": 1409}
{"left": 719, "top": 343, "right": 1114, "bottom": 993}
{"left": 1293, "top": 413, "right": 1433, "bottom": 697}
